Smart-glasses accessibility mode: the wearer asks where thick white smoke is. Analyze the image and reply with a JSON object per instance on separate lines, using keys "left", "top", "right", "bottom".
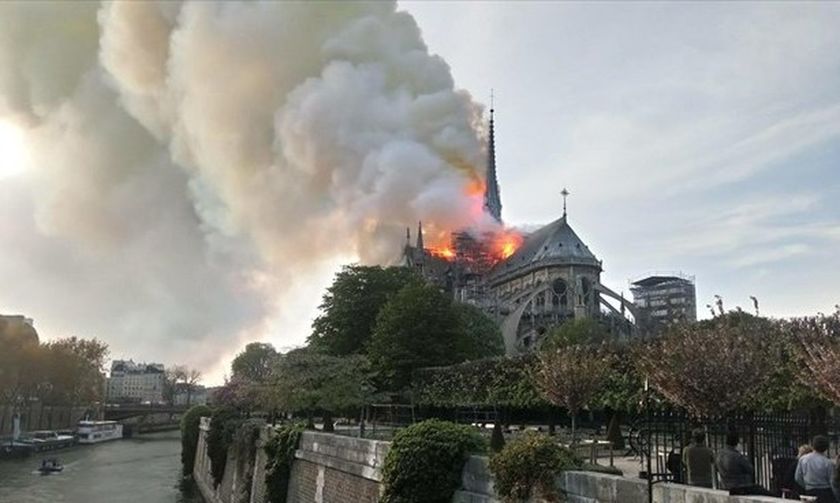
{"left": 0, "top": 1, "right": 491, "bottom": 376}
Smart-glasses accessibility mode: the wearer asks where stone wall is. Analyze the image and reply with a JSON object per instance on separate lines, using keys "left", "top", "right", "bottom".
{"left": 286, "top": 431, "right": 389, "bottom": 503}
{"left": 193, "top": 426, "right": 786, "bottom": 503}
{"left": 193, "top": 417, "right": 270, "bottom": 503}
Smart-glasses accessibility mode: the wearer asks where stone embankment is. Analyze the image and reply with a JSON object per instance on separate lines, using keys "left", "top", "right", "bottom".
{"left": 193, "top": 420, "right": 785, "bottom": 503}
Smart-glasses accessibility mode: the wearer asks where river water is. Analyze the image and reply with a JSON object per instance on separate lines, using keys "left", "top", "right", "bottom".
{"left": 0, "top": 431, "right": 203, "bottom": 503}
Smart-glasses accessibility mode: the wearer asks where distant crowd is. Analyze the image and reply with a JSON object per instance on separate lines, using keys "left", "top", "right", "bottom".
{"left": 682, "top": 430, "right": 839, "bottom": 501}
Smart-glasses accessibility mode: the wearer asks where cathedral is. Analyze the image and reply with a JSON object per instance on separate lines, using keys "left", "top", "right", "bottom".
{"left": 402, "top": 107, "right": 637, "bottom": 355}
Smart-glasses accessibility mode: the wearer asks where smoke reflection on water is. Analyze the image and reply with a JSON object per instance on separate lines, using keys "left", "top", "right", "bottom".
{"left": 0, "top": 431, "right": 201, "bottom": 503}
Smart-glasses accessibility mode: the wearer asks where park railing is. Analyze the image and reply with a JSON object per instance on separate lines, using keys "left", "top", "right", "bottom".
{"left": 632, "top": 409, "right": 840, "bottom": 495}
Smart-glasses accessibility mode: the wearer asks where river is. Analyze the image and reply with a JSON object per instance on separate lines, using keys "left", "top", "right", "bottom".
{"left": 0, "top": 431, "right": 203, "bottom": 503}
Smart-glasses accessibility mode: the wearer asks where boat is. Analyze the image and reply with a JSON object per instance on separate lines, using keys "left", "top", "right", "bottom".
{"left": 38, "top": 458, "right": 63, "bottom": 474}
{"left": 76, "top": 420, "right": 123, "bottom": 444}
{"left": 19, "top": 430, "right": 77, "bottom": 452}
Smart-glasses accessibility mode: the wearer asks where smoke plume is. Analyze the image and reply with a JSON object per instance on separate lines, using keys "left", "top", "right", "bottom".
{"left": 0, "top": 1, "right": 491, "bottom": 376}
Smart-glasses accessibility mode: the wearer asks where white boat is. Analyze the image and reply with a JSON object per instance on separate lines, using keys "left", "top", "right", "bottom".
{"left": 76, "top": 420, "right": 123, "bottom": 444}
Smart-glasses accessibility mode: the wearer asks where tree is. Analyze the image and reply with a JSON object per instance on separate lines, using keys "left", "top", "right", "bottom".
{"left": 534, "top": 344, "right": 612, "bottom": 442}
{"left": 452, "top": 303, "right": 505, "bottom": 360}
{"left": 636, "top": 312, "right": 778, "bottom": 417}
{"left": 541, "top": 317, "right": 611, "bottom": 350}
{"left": 368, "top": 282, "right": 466, "bottom": 390}
{"left": 308, "top": 265, "right": 419, "bottom": 355}
{"left": 268, "top": 348, "right": 373, "bottom": 430}
{"left": 231, "top": 342, "right": 278, "bottom": 384}
{"left": 42, "top": 337, "right": 109, "bottom": 405}
{"left": 788, "top": 312, "right": 840, "bottom": 405}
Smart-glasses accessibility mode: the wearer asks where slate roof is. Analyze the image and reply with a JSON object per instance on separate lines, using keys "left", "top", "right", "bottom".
{"left": 489, "top": 216, "right": 601, "bottom": 280}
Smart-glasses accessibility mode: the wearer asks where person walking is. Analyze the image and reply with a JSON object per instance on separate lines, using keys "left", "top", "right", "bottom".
{"left": 716, "top": 432, "right": 773, "bottom": 496}
{"left": 795, "top": 436, "right": 838, "bottom": 503}
{"left": 683, "top": 430, "right": 714, "bottom": 488}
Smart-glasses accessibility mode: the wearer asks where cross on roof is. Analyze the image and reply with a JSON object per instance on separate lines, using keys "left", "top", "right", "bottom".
{"left": 561, "top": 188, "right": 570, "bottom": 218}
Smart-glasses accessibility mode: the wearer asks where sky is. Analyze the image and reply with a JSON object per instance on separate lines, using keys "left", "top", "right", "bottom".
{"left": 0, "top": 2, "right": 839, "bottom": 383}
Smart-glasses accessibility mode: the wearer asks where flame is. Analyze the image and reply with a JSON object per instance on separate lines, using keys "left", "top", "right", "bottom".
{"left": 492, "top": 230, "right": 524, "bottom": 260}
{"left": 429, "top": 246, "right": 456, "bottom": 260}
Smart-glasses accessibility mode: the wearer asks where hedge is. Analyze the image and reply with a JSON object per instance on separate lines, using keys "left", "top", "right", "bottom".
{"left": 380, "top": 419, "right": 485, "bottom": 503}
{"left": 489, "top": 433, "right": 582, "bottom": 502}
{"left": 412, "top": 355, "right": 545, "bottom": 408}
{"left": 180, "top": 404, "right": 212, "bottom": 477}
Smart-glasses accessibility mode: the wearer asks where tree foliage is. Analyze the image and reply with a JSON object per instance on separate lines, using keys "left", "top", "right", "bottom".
{"left": 369, "top": 282, "right": 501, "bottom": 390}
{"left": 268, "top": 348, "right": 373, "bottom": 415}
{"left": 206, "top": 408, "right": 243, "bottom": 487}
{"left": 180, "top": 404, "right": 212, "bottom": 477}
{"left": 489, "top": 433, "right": 582, "bottom": 502}
{"left": 534, "top": 344, "right": 612, "bottom": 440}
{"left": 452, "top": 303, "right": 505, "bottom": 360}
{"left": 264, "top": 423, "right": 305, "bottom": 503}
{"left": 541, "top": 317, "right": 611, "bottom": 349}
{"left": 0, "top": 331, "right": 108, "bottom": 409}
{"left": 380, "top": 419, "right": 485, "bottom": 503}
{"left": 231, "top": 342, "right": 278, "bottom": 384}
{"left": 636, "top": 312, "right": 778, "bottom": 417}
{"left": 413, "top": 355, "right": 544, "bottom": 408}
{"left": 308, "top": 265, "right": 418, "bottom": 355}
{"left": 788, "top": 312, "right": 840, "bottom": 405}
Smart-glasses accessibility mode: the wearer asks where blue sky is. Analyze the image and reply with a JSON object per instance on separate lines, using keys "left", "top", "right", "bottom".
{"left": 404, "top": 1, "right": 840, "bottom": 317}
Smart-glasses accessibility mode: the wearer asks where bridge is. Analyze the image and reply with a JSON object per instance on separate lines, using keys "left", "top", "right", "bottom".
{"left": 103, "top": 404, "right": 190, "bottom": 421}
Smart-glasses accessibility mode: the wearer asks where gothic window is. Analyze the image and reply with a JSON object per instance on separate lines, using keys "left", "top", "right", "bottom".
{"left": 552, "top": 278, "right": 568, "bottom": 308}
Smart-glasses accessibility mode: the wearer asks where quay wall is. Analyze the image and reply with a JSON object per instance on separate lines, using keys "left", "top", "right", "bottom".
{"left": 193, "top": 425, "right": 787, "bottom": 503}
{"left": 0, "top": 404, "right": 91, "bottom": 435}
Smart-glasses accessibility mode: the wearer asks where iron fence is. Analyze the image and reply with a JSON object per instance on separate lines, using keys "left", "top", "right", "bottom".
{"left": 632, "top": 409, "right": 840, "bottom": 495}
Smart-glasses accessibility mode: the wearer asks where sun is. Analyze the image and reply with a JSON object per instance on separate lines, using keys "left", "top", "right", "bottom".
{"left": 0, "top": 120, "right": 30, "bottom": 179}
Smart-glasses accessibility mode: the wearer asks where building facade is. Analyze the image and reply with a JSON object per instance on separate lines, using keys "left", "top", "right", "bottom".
{"left": 106, "top": 360, "right": 166, "bottom": 403}
{"left": 630, "top": 274, "right": 697, "bottom": 334}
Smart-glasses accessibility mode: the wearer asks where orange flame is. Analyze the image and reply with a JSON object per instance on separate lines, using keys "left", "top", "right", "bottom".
{"left": 492, "top": 230, "right": 524, "bottom": 260}
{"left": 429, "top": 246, "right": 456, "bottom": 260}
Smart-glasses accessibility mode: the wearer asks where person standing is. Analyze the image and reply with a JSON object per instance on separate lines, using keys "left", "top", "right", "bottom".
{"left": 716, "top": 432, "right": 773, "bottom": 496}
{"left": 683, "top": 430, "right": 715, "bottom": 488}
{"left": 795, "top": 436, "right": 838, "bottom": 503}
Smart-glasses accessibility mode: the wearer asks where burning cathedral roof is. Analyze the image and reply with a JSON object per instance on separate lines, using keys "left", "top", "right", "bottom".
{"left": 488, "top": 215, "right": 601, "bottom": 279}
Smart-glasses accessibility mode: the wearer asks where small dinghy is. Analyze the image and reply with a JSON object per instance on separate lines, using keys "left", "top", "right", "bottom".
{"left": 38, "top": 458, "right": 63, "bottom": 474}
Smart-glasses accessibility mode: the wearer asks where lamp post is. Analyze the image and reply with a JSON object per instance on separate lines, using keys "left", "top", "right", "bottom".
{"left": 645, "top": 378, "right": 653, "bottom": 503}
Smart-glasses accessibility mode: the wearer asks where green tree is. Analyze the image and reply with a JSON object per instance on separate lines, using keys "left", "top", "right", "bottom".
{"left": 541, "top": 317, "right": 610, "bottom": 349}
{"left": 231, "top": 342, "right": 278, "bottom": 384}
{"left": 42, "top": 337, "right": 108, "bottom": 405}
{"left": 453, "top": 303, "right": 505, "bottom": 360}
{"left": 308, "top": 265, "right": 418, "bottom": 355}
{"left": 368, "top": 282, "right": 466, "bottom": 390}
{"left": 269, "top": 348, "right": 373, "bottom": 430}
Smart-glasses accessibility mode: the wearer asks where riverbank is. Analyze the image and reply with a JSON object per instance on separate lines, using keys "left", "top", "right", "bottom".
{"left": 0, "top": 430, "right": 202, "bottom": 503}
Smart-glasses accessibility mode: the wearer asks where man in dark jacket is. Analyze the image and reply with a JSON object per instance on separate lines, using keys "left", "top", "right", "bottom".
{"left": 716, "top": 432, "right": 773, "bottom": 496}
{"left": 683, "top": 430, "right": 714, "bottom": 488}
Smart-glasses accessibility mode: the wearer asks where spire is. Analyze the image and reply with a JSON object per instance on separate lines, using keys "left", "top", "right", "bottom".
{"left": 484, "top": 90, "right": 502, "bottom": 223}
{"left": 416, "top": 221, "right": 424, "bottom": 250}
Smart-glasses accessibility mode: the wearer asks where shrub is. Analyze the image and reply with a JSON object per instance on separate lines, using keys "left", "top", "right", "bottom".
{"left": 264, "top": 423, "right": 305, "bottom": 503}
{"left": 180, "top": 404, "right": 212, "bottom": 477}
{"left": 489, "top": 433, "right": 582, "bottom": 502}
{"left": 381, "top": 419, "right": 485, "bottom": 503}
{"left": 206, "top": 408, "right": 243, "bottom": 487}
